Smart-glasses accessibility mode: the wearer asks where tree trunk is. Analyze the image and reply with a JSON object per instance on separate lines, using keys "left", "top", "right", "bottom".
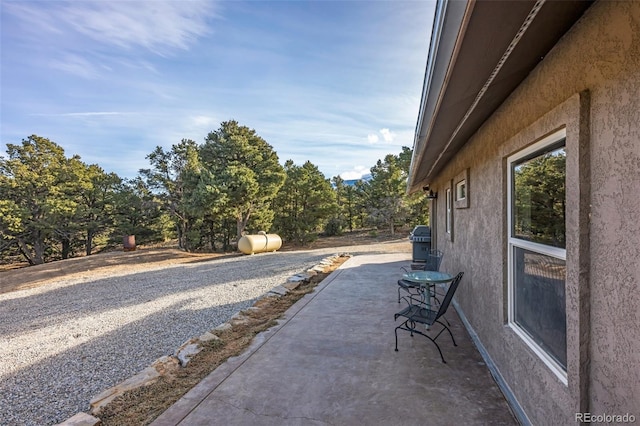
{"left": 61, "top": 238, "right": 71, "bottom": 259}
{"left": 176, "top": 222, "right": 186, "bottom": 250}
{"left": 183, "top": 221, "right": 191, "bottom": 252}
{"left": 17, "top": 238, "right": 35, "bottom": 266}
{"left": 236, "top": 208, "right": 251, "bottom": 240}
{"left": 33, "top": 232, "right": 45, "bottom": 265}
{"left": 86, "top": 230, "right": 94, "bottom": 256}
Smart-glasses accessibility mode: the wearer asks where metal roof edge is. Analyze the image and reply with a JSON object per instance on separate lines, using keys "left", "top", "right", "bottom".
{"left": 408, "top": 0, "right": 472, "bottom": 194}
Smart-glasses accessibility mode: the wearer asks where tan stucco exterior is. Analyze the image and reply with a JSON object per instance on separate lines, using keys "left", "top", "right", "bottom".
{"left": 427, "top": 1, "right": 640, "bottom": 424}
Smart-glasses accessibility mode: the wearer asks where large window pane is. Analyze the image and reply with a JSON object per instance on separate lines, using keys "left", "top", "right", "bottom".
{"left": 513, "top": 247, "right": 567, "bottom": 370}
{"left": 512, "top": 143, "right": 566, "bottom": 248}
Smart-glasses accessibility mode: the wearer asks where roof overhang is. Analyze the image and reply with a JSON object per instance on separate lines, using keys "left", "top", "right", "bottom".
{"left": 407, "top": 0, "right": 593, "bottom": 194}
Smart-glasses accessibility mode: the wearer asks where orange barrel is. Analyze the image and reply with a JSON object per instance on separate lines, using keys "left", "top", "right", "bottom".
{"left": 237, "top": 234, "right": 282, "bottom": 255}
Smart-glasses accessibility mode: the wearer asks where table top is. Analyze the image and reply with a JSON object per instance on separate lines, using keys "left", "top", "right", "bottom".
{"left": 402, "top": 270, "right": 453, "bottom": 284}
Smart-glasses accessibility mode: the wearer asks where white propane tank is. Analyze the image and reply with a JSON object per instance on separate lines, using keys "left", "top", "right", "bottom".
{"left": 237, "top": 233, "right": 282, "bottom": 255}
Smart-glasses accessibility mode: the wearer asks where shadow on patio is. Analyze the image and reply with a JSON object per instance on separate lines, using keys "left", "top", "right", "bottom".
{"left": 152, "top": 253, "right": 517, "bottom": 426}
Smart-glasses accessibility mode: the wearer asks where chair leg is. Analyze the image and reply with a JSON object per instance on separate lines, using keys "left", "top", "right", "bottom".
{"left": 395, "top": 327, "right": 399, "bottom": 351}
{"left": 432, "top": 340, "right": 446, "bottom": 363}
{"left": 397, "top": 285, "right": 410, "bottom": 303}
{"left": 394, "top": 322, "right": 412, "bottom": 350}
{"left": 394, "top": 321, "right": 448, "bottom": 363}
{"left": 436, "top": 319, "right": 457, "bottom": 347}
{"left": 442, "top": 316, "right": 451, "bottom": 327}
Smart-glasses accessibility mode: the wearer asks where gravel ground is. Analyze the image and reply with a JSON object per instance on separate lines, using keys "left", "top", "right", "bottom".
{"left": 0, "top": 241, "right": 408, "bottom": 426}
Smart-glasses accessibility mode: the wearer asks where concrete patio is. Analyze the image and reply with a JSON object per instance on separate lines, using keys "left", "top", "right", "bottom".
{"left": 152, "top": 253, "right": 517, "bottom": 425}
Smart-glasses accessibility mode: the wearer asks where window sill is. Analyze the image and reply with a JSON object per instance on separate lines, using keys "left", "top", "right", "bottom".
{"left": 508, "top": 323, "right": 568, "bottom": 386}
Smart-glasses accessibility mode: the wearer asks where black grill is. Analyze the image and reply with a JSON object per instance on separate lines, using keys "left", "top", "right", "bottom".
{"left": 411, "top": 236, "right": 431, "bottom": 242}
{"left": 409, "top": 225, "right": 432, "bottom": 262}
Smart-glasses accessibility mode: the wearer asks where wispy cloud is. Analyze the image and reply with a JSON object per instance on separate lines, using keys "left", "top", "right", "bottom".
{"left": 368, "top": 134, "right": 379, "bottom": 144}
{"left": 48, "top": 54, "right": 105, "bottom": 79}
{"left": 65, "top": 1, "right": 215, "bottom": 54}
{"left": 4, "top": 0, "right": 217, "bottom": 55}
{"left": 190, "top": 115, "right": 217, "bottom": 127}
{"left": 31, "top": 112, "right": 131, "bottom": 117}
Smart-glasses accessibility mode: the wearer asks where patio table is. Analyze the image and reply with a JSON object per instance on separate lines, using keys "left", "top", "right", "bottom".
{"left": 401, "top": 270, "right": 453, "bottom": 313}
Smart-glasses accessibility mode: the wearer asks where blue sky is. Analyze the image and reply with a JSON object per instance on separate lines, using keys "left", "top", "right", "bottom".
{"left": 1, "top": 1, "right": 434, "bottom": 180}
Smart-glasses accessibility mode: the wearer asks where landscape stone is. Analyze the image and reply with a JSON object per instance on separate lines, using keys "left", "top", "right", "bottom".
{"left": 213, "top": 323, "right": 233, "bottom": 332}
{"left": 268, "top": 285, "right": 289, "bottom": 296}
{"left": 56, "top": 412, "right": 101, "bottom": 426}
{"left": 282, "top": 281, "right": 301, "bottom": 291}
{"left": 198, "top": 331, "right": 220, "bottom": 342}
{"left": 90, "top": 365, "right": 161, "bottom": 415}
{"left": 175, "top": 343, "right": 201, "bottom": 367}
{"left": 151, "top": 355, "right": 180, "bottom": 375}
{"left": 229, "top": 312, "right": 251, "bottom": 325}
{"left": 287, "top": 274, "right": 308, "bottom": 282}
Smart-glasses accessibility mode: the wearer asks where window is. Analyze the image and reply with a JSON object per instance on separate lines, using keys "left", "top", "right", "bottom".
{"left": 445, "top": 186, "right": 452, "bottom": 238}
{"left": 507, "top": 129, "right": 567, "bottom": 382}
{"left": 456, "top": 180, "right": 466, "bottom": 201}
{"left": 455, "top": 168, "right": 469, "bottom": 209}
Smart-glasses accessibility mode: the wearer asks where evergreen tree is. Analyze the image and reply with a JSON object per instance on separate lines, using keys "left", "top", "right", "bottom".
{"left": 200, "top": 120, "right": 285, "bottom": 240}
{"left": 0, "top": 135, "right": 70, "bottom": 264}
{"left": 139, "top": 139, "right": 203, "bottom": 251}
{"left": 112, "top": 177, "right": 164, "bottom": 245}
{"left": 513, "top": 149, "right": 566, "bottom": 247}
{"left": 273, "top": 160, "right": 336, "bottom": 244}
{"left": 364, "top": 150, "right": 410, "bottom": 236}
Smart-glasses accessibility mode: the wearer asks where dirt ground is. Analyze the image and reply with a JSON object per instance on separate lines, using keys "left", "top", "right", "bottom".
{"left": 0, "top": 229, "right": 409, "bottom": 295}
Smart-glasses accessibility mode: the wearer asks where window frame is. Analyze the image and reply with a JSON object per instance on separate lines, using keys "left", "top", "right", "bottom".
{"left": 456, "top": 180, "right": 466, "bottom": 202}
{"left": 454, "top": 168, "right": 469, "bottom": 209}
{"left": 445, "top": 184, "right": 453, "bottom": 241}
{"left": 507, "top": 128, "right": 568, "bottom": 385}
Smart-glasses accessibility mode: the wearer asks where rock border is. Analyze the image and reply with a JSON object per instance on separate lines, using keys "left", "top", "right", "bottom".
{"left": 55, "top": 253, "right": 351, "bottom": 426}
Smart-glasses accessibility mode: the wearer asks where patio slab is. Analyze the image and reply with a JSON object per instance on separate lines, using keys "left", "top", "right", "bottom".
{"left": 152, "top": 253, "right": 517, "bottom": 426}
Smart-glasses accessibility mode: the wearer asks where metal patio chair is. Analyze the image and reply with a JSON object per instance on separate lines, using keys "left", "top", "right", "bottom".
{"left": 394, "top": 272, "right": 464, "bottom": 363}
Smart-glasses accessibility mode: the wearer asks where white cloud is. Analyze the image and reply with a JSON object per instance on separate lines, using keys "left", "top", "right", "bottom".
{"left": 340, "top": 166, "right": 369, "bottom": 180}
{"left": 191, "top": 115, "right": 216, "bottom": 127}
{"left": 67, "top": 1, "right": 215, "bottom": 54}
{"left": 367, "top": 128, "right": 396, "bottom": 145}
{"left": 6, "top": 0, "right": 217, "bottom": 55}
{"left": 49, "top": 54, "right": 104, "bottom": 79}
{"left": 182, "top": 114, "right": 219, "bottom": 139}
{"left": 32, "top": 112, "right": 128, "bottom": 117}
{"left": 380, "top": 128, "right": 395, "bottom": 142}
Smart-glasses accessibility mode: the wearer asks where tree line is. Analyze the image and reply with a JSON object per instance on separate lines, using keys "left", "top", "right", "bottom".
{"left": 0, "top": 120, "right": 429, "bottom": 266}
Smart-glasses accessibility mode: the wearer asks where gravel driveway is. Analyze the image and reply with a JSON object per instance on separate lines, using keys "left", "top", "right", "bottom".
{"left": 0, "top": 241, "right": 408, "bottom": 425}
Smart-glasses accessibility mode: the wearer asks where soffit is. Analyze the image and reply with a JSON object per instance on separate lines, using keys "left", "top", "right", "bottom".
{"left": 408, "top": 0, "right": 593, "bottom": 194}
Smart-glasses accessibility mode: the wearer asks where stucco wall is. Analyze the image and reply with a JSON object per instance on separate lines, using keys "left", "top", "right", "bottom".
{"left": 430, "top": 1, "right": 640, "bottom": 424}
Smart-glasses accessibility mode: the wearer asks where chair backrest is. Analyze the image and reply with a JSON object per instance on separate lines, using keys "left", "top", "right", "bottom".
{"left": 423, "top": 249, "right": 444, "bottom": 271}
{"left": 434, "top": 272, "right": 464, "bottom": 320}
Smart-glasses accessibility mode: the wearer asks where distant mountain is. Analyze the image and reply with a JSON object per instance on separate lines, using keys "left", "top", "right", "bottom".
{"left": 343, "top": 173, "right": 371, "bottom": 186}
